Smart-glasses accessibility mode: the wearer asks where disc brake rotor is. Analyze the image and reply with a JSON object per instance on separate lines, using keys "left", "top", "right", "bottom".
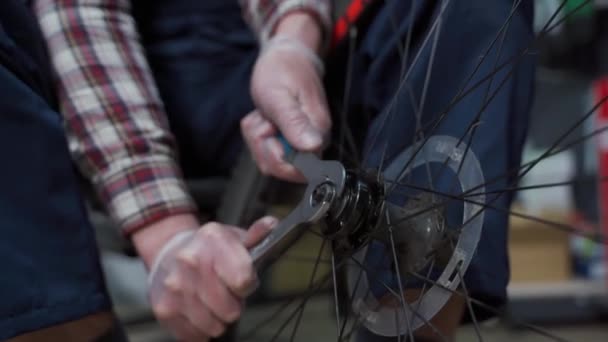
{"left": 348, "top": 135, "right": 486, "bottom": 336}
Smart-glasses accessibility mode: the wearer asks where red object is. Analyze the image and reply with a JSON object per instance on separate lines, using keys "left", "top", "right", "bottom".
{"left": 596, "top": 79, "right": 608, "bottom": 285}
{"left": 331, "top": 0, "right": 372, "bottom": 48}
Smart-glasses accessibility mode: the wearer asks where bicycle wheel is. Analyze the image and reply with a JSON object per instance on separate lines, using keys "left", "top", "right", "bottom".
{"left": 236, "top": 1, "right": 608, "bottom": 341}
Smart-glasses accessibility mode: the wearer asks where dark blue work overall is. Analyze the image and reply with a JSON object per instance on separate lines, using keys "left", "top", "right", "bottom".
{"left": 0, "top": 0, "right": 110, "bottom": 339}
{"left": 0, "top": 0, "right": 534, "bottom": 340}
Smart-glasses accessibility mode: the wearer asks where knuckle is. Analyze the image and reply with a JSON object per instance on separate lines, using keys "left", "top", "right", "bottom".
{"left": 241, "top": 112, "right": 256, "bottom": 128}
{"left": 153, "top": 303, "right": 175, "bottom": 320}
{"left": 205, "top": 221, "right": 222, "bottom": 232}
{"left": 238, "top": 254, "right": 254, "bottom": 272}
{"left": 175, "top": 250, "right": 197, "bottom": 268}
{"left": 242, "top": 130, "right": 254, "bottom": 145}
{"left": 250, "top": 154, "right": 268, "bottom": 174}
{"left": 163, "top": 275, "right": 182, "bottom": 293}
{"left": 259, "top": 118, "right": 273, "bottom": 132}
{"left": 321, "top": 116, "right": 332, "bottom": 131}
{"left": 201, "top": 222, "right": 223, "bottom": 239}
{"left": 241, "top": 120, "right": 252, "bottom": 135}
{"left": 278, "top": 165, "right": 294, "bottom": 177}
{"left": 234, "top": 268, "right": 255, "bottom": 291}
{"left": 286, "top": 113, "right": 308, "bottom": 129}
{"left": 240, "top": 115, "right": 250, "bottom": 129}
{"left": 259, "top": 165, "right": 272, "bottom": 176}
{"left": 208, "top": 322, "right": 226, "bottom": 338}
{"left": 225, "top": 305, "right": 242, "bottom": 323}
{"left": 258, "top": 163, "right": 269, "bottom": 175}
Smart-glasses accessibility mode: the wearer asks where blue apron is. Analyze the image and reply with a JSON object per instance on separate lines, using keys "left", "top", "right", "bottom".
{"left": 131, "top": 0, "right": 258, "bottom": 179}
{"left": 0, "top": 0, "right": 110, "bottom": 339}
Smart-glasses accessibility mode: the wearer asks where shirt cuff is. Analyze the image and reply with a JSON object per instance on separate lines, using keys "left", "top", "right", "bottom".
{"left": 95, "top": 155, "right": 198, "bottom": 235}
{"left": 248, "top": 0, "right": 332, "bottom": 46}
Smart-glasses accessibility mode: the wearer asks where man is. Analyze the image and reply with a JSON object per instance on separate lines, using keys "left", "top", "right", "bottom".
{"left": 3, "top": 0, "right": 534, "bottom": 341}
{"left": 4, "top": 0, "right": 327, "bottom": 341}
{"left": 4, "top": 0, "right": 280, "bottom": 341}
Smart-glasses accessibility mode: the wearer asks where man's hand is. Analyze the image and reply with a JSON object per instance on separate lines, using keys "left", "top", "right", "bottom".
{"left": 242, "top": 13, "right": 331, "bottom": 182}
{"left": 133, "top": 214, "right": 276, "bottom": 341}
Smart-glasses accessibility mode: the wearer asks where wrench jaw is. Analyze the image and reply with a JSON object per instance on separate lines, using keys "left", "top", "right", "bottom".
{"left": 250, "top": 153, "right": 347, "bottom": 270}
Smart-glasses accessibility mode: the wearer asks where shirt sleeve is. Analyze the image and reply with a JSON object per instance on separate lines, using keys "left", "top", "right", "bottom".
{"left": 239, "top": 0, "right": 332, "bottom": 45}
{"left": 32, "top": 0, "right": 198, "bottom": 234}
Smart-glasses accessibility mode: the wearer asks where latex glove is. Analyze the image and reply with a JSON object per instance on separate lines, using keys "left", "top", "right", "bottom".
{"left": 243, "top": 22, "right": 331, "bottom": 182}
{"left": 146, "top": 216, "right": 276, "bottom": 341}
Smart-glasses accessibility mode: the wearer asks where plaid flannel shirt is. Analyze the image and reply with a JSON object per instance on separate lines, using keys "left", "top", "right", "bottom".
{"left": 32, "top": 0, "right": 331, "bottom": 234}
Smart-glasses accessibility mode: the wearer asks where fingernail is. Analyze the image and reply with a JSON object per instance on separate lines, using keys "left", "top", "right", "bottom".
{"left": 262, "top": 216, "right": 278, "bottom": 228}
{"left": 244, "top": 276, "right": 260, "bottom": 297}
{"left": 301, "top": 129, "right": 323, "bottom": 149}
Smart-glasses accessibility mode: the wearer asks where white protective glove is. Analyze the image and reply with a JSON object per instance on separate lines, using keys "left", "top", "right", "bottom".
{"left": 147, "top": 216, "right": 276, "bottom": 341}
{"left": 242, "top": 32, "right": 332, "bottom": 182}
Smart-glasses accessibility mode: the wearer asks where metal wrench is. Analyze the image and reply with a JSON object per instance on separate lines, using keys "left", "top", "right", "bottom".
{"left": 250, "top": 152, "right": 346, "bottom": 269}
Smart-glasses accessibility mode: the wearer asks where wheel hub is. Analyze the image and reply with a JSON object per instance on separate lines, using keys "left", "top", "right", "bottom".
{"left": 386, "top": 193, "right": 446, "bottom": 275}
{"left": 317, "top": 169, "right": 448, "bottom": 274}
{"left": 320, "top": 170, "right": 385, "bottom": 256}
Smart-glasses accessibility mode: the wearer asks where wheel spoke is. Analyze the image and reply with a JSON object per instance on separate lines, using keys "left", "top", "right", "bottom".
{"left": 377, "top": 139, "right": 392, "bottom": 184}
{"left": 408, "top": 257, "right": 436, "bottom": 332}
{"left": 337, "top": 257, "right": 368, "bottom": 341}
{"left": 335, "top": 262, "right": 394, "bottom": 341}
{"left": 268, "top": 259, "right": 345, "bottom": 342}
{"left": 288, "top": 240, "right": 328, "bottom": 341}
{"left": 451, "top": 239, "right": 484, "bottom": 342}
{"left": 330, "top": 253, "right": 343, "bottom": 339}
{"left": 338, "top": 289, "right": 381, "bottom": 342}
{"left": 387, "top": 212, "right": 416, "bottom": 342}
{"left": 410, "top": 0, "right": 446, "bottom": 167}
{"left": 389, "top": 0, "right": 418, "bottom": 80}
{"left": 338, "top": 27, "right": 362, "bottom": 168}
{"left": 281, "top": 254, "right": 332, "bottom": 264}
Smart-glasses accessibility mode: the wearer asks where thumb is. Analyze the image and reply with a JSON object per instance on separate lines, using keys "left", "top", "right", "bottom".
{"left": 243, "top": 216, "right": 278, "bottom": 249}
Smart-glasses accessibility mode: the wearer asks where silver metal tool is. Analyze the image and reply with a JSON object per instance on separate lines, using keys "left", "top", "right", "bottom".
{"left": 250, "top": 152, "right": 346, "bottom": 268}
